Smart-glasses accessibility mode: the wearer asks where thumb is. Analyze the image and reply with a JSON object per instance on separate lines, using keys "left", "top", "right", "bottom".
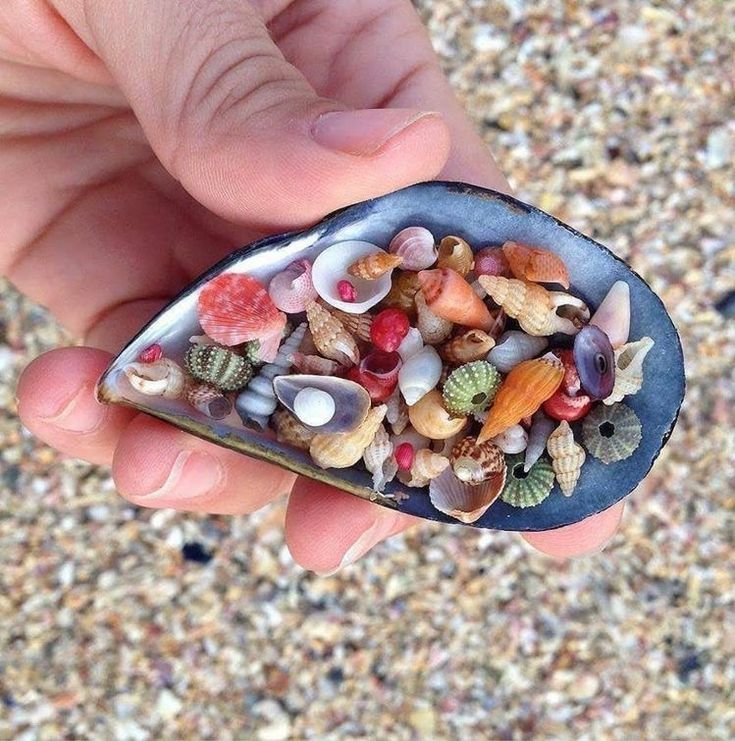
{"left": 62, "top": 0, "right": 450, "bottom": 227}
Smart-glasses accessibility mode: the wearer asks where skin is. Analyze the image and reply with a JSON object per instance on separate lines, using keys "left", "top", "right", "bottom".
{"left": 4, "top": 0, "right": 624, "bottom": 573}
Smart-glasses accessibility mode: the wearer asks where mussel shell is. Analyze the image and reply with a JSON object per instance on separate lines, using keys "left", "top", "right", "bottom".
{"left": 98, "top": 182, "right": 684, "bottom": 532}
{"left": 573, "top": 325, "right": 615, "bottom": 400}
{"left": 273, "top": 375, "right": 371, "bottom": 433}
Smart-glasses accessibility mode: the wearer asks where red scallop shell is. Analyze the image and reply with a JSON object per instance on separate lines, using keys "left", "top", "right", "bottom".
{"left": 197, "top": 273, "right": 286, "bottom": 353}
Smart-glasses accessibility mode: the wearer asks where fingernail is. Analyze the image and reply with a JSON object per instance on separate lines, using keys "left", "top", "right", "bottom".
{"left": 312, "top": 109, "right": 437, "bottom": 156}
{"left": 39, "top": 381, "right": 105, "bottom": 434}
{"left": 316, "top": 514, "right": 396, "bottom": 576}
{"left": 136, "top": 450, "right": 223, "bottom": 501}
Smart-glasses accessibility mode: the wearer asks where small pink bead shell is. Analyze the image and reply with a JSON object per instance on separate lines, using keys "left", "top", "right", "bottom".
{"left": 268, "top": 259, "right": 318, "bottom": 313}
{"left": 388, "top": 227, "right": 438, "bottom": 271}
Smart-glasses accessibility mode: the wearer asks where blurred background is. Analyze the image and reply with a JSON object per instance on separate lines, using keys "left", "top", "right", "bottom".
{"left": 1, "top": 0, "right": 733, "bottom": 738}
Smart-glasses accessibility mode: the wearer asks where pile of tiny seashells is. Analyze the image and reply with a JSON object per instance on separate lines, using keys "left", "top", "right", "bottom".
{"left": 123, "top": 228, "right": 654, "bottom": 523}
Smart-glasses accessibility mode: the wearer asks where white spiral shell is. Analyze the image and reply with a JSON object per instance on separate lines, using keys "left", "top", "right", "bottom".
{"left": 398, "top": 345, "right": 442, "bottom": 406}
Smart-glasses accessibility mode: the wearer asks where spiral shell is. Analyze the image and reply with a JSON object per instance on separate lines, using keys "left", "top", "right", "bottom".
{"left": 274, "top": 375, "right": 371, "bottom": 433}
{"left": 477, "top": 354, "right": 565, "bottom": 443}
{"left": 439, "top": 330, "right": 496, "bottom": 365}
{"left": 478, "top": 276, "right": 589, "bottom": 336}
{"left": 235, "top": 323, "right": 307, "bottom": 430}
{"left": 272, "top": 408, "right": 316, "bottom": 451}
{"left": 502, "top": 241, "right": 570, "bottom": 288}
{"left": 363, "top": 425, "right": 398, "bottom": 492}
{"left": 185, "top": 345, "right": 253, "bottom": 392}
{"left": 419, "top": 269, "right": 494, "bottom": 331}
{"left": 310, "top": 405, "right": 387, "bottom": 469}
{"left": 323, "top": 304, "right": 373, "bottom": 342}
{"left": 348, "top": 251, "right": 403, "bottom": 280}
{"left": 416, "top": 292, "right": 453, "bottom": 345}
{"left": 312, "top": 241, "right": 393, "bottom": 313}
{"left": 306, "top": 302, "right": 360, "bottom": 366}
{"left": 398, "top": 345, "right": 443, "bottom": 406}
{"left": 380, "top": 270, "right": 421, "bottom": 318}
{"left": 428, "top": 466, "right": 506, "bottom": 524}
{"left": 385, "top": 387, "right": 409, "bottom": 435}
{"left": 186, "top": 383, "right": 232, "bottom": 419}
{"left": 492, "top": 424, "right": 528, "bottom": 454}
{"left": 437, "top": 236, "right": 474, "bottom": 276}
{"left": 400, "top": 448, "right": 450, "bottom": 487}
{"left": 582, "top": 403, "right": 642, "bottom": 464}
{"left": 474, "top": 246, "right": 510, "bottom": 277}
{"left": 268, "top": 259, "right": 317, "bottom": 313}
{"left": 501, "top": 454, "right": 555, "bottom": 509}
{"left": 123, "top": 358, "right": 187, "bottom": 399}
{"left": 289, "top": 352, "right": 340, "bottom": 376}
{"left": 547, "top": 420, "right": 586, "bottom": 496}
{"left": 442, "top": 361, "right": 501, "bottom": 417}
{"left": 408, "top": 389, "right": 469, "bottom": 440}
{"left": 604, "top": 337, "right": 654, "bottom": 405}
{"left": 524, "top": 410, "right": 556, "bottom": 472}
{"left": 389, "top": 227, "right": 438, "bottom": 271}
{"left": 487, "top": 331, "right": 549, "bottom": 374}
{"left": 590, "top": 280, "right": 630, "bottom": 349}
{"left": 450, "top": 436, "right": 504, "bottom": 485}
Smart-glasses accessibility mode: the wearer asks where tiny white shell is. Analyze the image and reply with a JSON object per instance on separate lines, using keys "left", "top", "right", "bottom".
{"left": 398, "top": 345, "right": 442, "bottom": 406}
{"left": 293, "top": 388, "right": 335, "bottom": 427}
{"left": 397, "top": 327, "right": 424, "bottom": 362}
{"left": 388, "top": 226, "right": 437, "bottom": 271}
{"left": 491, "top": 424, "right": 528, "bottom": 454}
{"left": 124, "top": 359, "right": 187, "bottom": 399}
{"left": 487, "top": 331, "right": 549, "bottom": 374}
{"left": 312, "top": 241, "right": 393, "bottom": 314}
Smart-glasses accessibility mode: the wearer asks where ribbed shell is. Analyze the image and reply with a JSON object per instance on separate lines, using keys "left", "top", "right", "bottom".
{"left": 501, "top": 454, "right": 555, "bottom": 508}
{"left": 310, "top": 405, "right": 387, "bottom": 469}
{"left": 385, "top": 387, "right": 409, "bottom": 435}
{"left": 450, "top": 436, "right": 504, "bottom": 485}
{"left": 272, "top": 408, "right": 316, "bottom": 451}
{"left": 487, "top": 331, "right": 549, "bottom": 374}
{"left": 362, "top": 425, "right": 398, "bottom": 492}
{"left": 401, "top": 448, "right": 450, "bottom": 487}
{"left": 477, "top": 355, "right": 564, "bottom": 442}
{"left": 439, "top": 330, "right": 495, "bottom": 365}
{"left": 428, "top": 466, "right": 506, "bottom": 524}
{"left": 547, "top": 420, "right": 586, "bottom": 496}
{"left": 306, "top": 302, "right": 360, "bottom": 366}
{"left": 323, "top": 304, "right": 373, "bottom": 342}
{"left": 478, "top": 276, "right": 589, "bottom": 336}
{"left": 442, "top": 361, "right": 501, "bottom": 417}
{"left": 289, "top": 352, "right": 340, "bottom": 376}
{"left": 416, "top": 292, "right": 453, "bottom": 345}
{"left": 437, "top": 236, "right": 474, "bottom": 276}
{"left": 582, "top": 403, "right": 642, "bottom": 464}
{"left": 348, "top": 251, "right": 402, "bottom": 280}
{"left": 388, "top": 227, "right": 438, "bottom": 271}
{"left": 186, "top": 383, "right": 232, "bottom": 419}
{"left": 235, "top": 323, "right": 307, "bottom": 430}
{"left": 604, "top": 337, "right": 654, "bottom": 405}
{"left": 123, "top": 358, "right": 188, "bottom": 399}
{"left": 267, "top": 259, "right": 317, "bottom": 313}
{"left": 185, "top": 345, "right": 253, "bottom": 392}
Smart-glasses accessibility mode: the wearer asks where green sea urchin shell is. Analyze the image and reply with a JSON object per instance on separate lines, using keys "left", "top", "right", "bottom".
{"left": 185, "top": 345, "right": 253, "bottom": 392}
{"left": 501, "top": 454, "right": 554, "bottom": 508}
{"left": 442, "top": 360, "right": 501, "bottom": 417}
{"left": 582, "top": 402, "right": 642, "bottom": 464}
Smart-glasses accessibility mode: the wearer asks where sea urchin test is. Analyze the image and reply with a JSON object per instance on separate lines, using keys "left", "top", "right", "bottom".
{"left": 97, "top": 183, "right": 684, "bottom": 532}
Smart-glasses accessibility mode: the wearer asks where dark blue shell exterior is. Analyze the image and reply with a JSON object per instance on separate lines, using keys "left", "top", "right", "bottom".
{"left": 97, "top": 182, "right": 685, "bottom": 531}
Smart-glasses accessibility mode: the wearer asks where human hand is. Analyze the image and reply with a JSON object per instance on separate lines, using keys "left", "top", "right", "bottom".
{"left": 6, "top": 0, "right": 623, "bottom": 572}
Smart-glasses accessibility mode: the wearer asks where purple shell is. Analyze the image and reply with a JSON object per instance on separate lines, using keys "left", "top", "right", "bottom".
{"left": 474, "top": 247, "right": 510, "bottom": 277}
{"left": 573, "top": 325, "right": 615, "bottom": 400}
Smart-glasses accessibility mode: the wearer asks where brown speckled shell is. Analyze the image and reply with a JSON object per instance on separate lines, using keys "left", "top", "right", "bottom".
{"left": 450, "top": 436, "right": 505, "bottom": 485}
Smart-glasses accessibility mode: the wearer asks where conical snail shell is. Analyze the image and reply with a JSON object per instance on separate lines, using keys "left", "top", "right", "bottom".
{"left": 306, "top": 302, "right": 360, "bottom": 366}
{"left": 604, "top": 336, "right": 654, "bottom": 404}
{"left": 310, "top": 405, "right": 387, "bottom": 469}
{"left": 322, "top": 304, "right": 373, "bottom": 342}
{"left": 348, "top": 251, "right": 403, "bottom": 280}
{"left": 273, "top": 375, "right": 371, "bottom": 434}
{"left": 491, "top": 424, "right": 528, "bottom": 454}
{"left": 186, "top": 383, "right": 232, "bottom": 419}
{"left": 123, "top": 358, "right": 187, "bottom": 399}
{"left": 385, "top": 386, "right": 410, "bottom": 435}
{"left": 547, "top": 420, "right": 586, "bottom": 496}
{"left": 362, "top": 425, "right": 398, "bottom": 492}
{"left": 235, "top": 322, "right": 307, "bottom": 430}
{"left": 416, "top": 292, "right": 453, "bottom": 345}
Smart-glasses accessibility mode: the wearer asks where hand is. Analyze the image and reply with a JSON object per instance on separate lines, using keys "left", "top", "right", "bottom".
{"left": 6, "top": 0, "right": 623, "bottom": 572}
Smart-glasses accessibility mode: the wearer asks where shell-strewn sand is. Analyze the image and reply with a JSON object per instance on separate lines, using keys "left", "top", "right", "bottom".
{"left": 1, "top": 1, "right": 733, "bottom": 738}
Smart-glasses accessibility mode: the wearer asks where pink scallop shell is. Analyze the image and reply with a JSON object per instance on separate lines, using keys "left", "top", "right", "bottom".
{"left": 268, "top": 259, "right": 318, "bottom": 314}
{"left": 474, "top": 247, "right": 510, "bottom": 277}
{"left": 388, "top": 227, "right": 438, "bottom": 271}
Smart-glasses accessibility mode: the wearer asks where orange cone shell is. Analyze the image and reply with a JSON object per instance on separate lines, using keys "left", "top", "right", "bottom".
{"left": 197, "top": 273, "right": 286, "bottom": 349}
{"left": 502, "top": 241, "right": 570, "bottom": 289}
{"left": 418, "top": 268, "right": 493, "bottom": 331}
{"left": 477, "top": 355, "right": 564, "bottom": 443}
